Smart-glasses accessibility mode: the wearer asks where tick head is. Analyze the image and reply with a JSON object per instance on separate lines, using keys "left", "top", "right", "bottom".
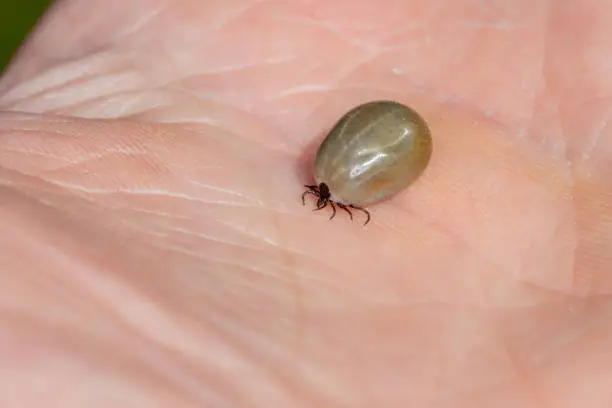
{"left": 318, "top": 182, "right": 331, "bottom": 199}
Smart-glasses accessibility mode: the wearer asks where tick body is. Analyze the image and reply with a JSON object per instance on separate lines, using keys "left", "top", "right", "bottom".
{"left": 302, "top": 100, "right": 432, "bottom": 224}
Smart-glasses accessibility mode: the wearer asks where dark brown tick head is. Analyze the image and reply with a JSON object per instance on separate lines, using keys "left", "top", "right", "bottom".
{"left": 317, "top": 182, "right": 331, "bottom": 200}
{"left": 301, "top": 182, "right": 371, "bottom": 225}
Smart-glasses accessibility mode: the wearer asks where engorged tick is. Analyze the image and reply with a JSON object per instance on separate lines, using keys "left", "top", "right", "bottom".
{"left": 302, "top": 100, "right": 433, "bottom": 225}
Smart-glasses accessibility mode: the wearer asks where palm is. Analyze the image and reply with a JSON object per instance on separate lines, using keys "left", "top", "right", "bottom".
{"left": 1, "top": 1, "right": 610, "bottom": 406}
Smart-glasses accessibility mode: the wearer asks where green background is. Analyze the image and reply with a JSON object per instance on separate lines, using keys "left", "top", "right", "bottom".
{"left": 1, "top": 0, "right": 52, "bottom": 72}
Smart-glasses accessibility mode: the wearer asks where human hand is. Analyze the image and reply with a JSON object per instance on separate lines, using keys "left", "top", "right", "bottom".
{"left": 1, "top": 1, "right": 611, "bottom": 406}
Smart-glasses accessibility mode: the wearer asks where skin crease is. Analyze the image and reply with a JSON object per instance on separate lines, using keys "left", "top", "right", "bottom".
{"left": 0, "top": 0, "right": 611, "bottom": 407}
{"left": 314, "top": 101, "right": 432, "bottom": 205}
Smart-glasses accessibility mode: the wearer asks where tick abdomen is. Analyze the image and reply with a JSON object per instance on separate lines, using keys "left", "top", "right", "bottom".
{"left": 314, "top": 100, "right": 432, "bottom": 206}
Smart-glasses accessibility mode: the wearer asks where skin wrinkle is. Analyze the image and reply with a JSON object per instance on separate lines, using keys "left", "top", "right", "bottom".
{"left": 14, "top": 25, "right": 422, "bottom": 121}
{"left": 169, "top": 97, "right": 299, "bottom": 151}
{"left": 519, "top": 207, "right": 577, "bottom": 287}
{"left": 360, "top": 225, "right": 486, "bottom": 304}
{"left": 2, "top": 212, "right": 203, "bottom": 368}
{"left": 0, "top": 145, "right": 139, "bottom": 165}
{"left": 169, "top": 104, "right": 299, "bottom": 154}
{"left": 582, "top": 103, "right": 611, "bottom": 159}
{"left": 294, "top": 14, "right": 416, "bottom": 33}
{"left": 208, "top": 219, "right": 354, "bottom": 293}
{"left": 515, "top": 304, "right": 594, "bottom": 373}
{"left": 192, "top": 319, "right": 323, "bottom": 408}
{"left": 35, "top": 178, "right": 258, "bottom": 209}
{"left": 1, "top": 147, "right": 83, "bottom": 165}
{"left": 109, "top": 1, "right": 168, "bottom": 40}
{"left": 0, "top": 112, "right": 74, "bottom": 125}
{"left": 386, "top": 202, "right": 547, "bottom": 306}
{"left": 122, "top": 264, "right": 307, "bottom": 403}
{"left": 165, "top": 55, "right": 301, "bottom": 81}
{"left": 114, "top": 91, "right": 182, "bottom": 119}
{"left": 124, "top": 338, "right": 217, "bottom": 406}
{"left": 209, "top": 0, "right": 264, "bottom": 30}
{"left": 63, "top": 269, "right": 224, "bottom": 379}
{"left": 116, "top": 206, "right": 185, "bottom": 220}
{"left": 164, "top": 224, "right": 272, "bottom": 255}
{"left": 334, "top": 48, "right": 419, "bottom": 84}
{"left": 187, "top": 179, "right": 262, "bottom": 204}
{"left": 43, "top": 77, "right": 153, "bottom": 115}
{"left": 0, "top": 57, "right": 140, "bottom": 108}
{"left": 161, "top": 244, "right": 287, "bottom": 285}
{"left": 164, "top": 215, "right": 395, "bottom": 303}
{"left": 0, "top": 59, "right": 108, "bottom": 104}
{"left": 517, "top": 5, "right": 547, "bottom": 143}
{"left": 568, "top": 160, "right": 580, "bottom": 293}
{"left": 1, "top": 125, "right": 100, "bottom": 140}
{"left": 21, "top": 132, "right": 161, "bottom": 166}
{"left": 274, "top": 84, "right": 331, "bottom": 99}
{"left": 0, "top": 315, "right": 204, "bottom": 406}
{"left": 31, "top": 180, "right": 268, "bottom": 217}
{"left": 175, "top": 120, "right": 294, "bottom": 157}
{"left": 286, "top": 16, "right": 372, "bottom": 48}
{"left": 110, "top": 310, "right": 258, "bottom": 407}
{"left": 494, "top": 331, "right": 551, "bottom": 408}
{"left": 45, "top": 152, "right": 152, "bottom": 174}
{"left": 0, "top": 144, "right": 131, "bottom": 175}
{"left": 56, "top": 90, "right": 172, "bottom": 119}
{"left": 249, "top": 33, "right": 397, "bottom": 106}
{"left": 283, "top": 262, "right": 393, "bottom": 304}
{"left": 311, "top": 164, "right": 548, "bottom": 307}
{"left": 137, "top": 279, "right": 352, "bottom": 408}
{"left": 517, "top": 281, "right": 590, "bottom": 302}
{"left": 270, "top": 83, "right": 435, "bottom": 105}
{"left": 541, "top": 3, "right": 571, "bottom": 160}
{"left": 162, "top": 239, "right": 315, "bottom": 297}
{"left": 137, "top": 109, "right": 224, "bottom": 126}
{"left": 455, "top": 20, "right": 523, "bottom": 31}
{"left": 447, "top": 378, "right": 527, "bottom": 407}
{"left": 3, "top": 4, "right": 540, "bottom": 126}
{"left": 427, "top": 330, "right": 506, "bottom": 402}
{"left": 273, "top": 247, "right": 435, "bottom": 305}
{"left": 0, "top": 175, "right": 105, "bottom": 211}
{"left": 556, "top": 304, "right": 608, "bottom": 360}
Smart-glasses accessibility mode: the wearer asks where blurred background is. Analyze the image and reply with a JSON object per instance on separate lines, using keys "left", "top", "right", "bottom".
{"left": 1, "top": 0, "right": 53, "bottom": 71}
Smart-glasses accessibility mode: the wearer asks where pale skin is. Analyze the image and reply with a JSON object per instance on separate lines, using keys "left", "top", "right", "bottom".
{"left": 0, "top": 0, "right": 611, "bottom": 406}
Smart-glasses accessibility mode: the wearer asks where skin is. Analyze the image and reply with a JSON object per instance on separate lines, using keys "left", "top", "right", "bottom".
{"left": 314, "top": 100, "right": 432, "bottom": 205}
{"left": 0, "top": 0, "right": 611, "bottom": 407}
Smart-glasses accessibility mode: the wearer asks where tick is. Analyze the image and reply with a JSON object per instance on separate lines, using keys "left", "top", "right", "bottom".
{"left": 302, "top": 100, "right": 433, "bottom": 225}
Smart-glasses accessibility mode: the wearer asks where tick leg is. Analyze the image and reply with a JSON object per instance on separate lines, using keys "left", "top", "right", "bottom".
{"left": 314, "top": 199, "right": 327, "bottom": 211}
{"left": 301, "top": 190, "right": 317, "bottom": 205}
{"left": 336, "top": 203, "right": 353, "bottom": 221}
{"left": 328, "top": 201, "right": 337, "bottom": 220}
{"left": 349, "top": 205, "right": 371, "bottom": 225}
